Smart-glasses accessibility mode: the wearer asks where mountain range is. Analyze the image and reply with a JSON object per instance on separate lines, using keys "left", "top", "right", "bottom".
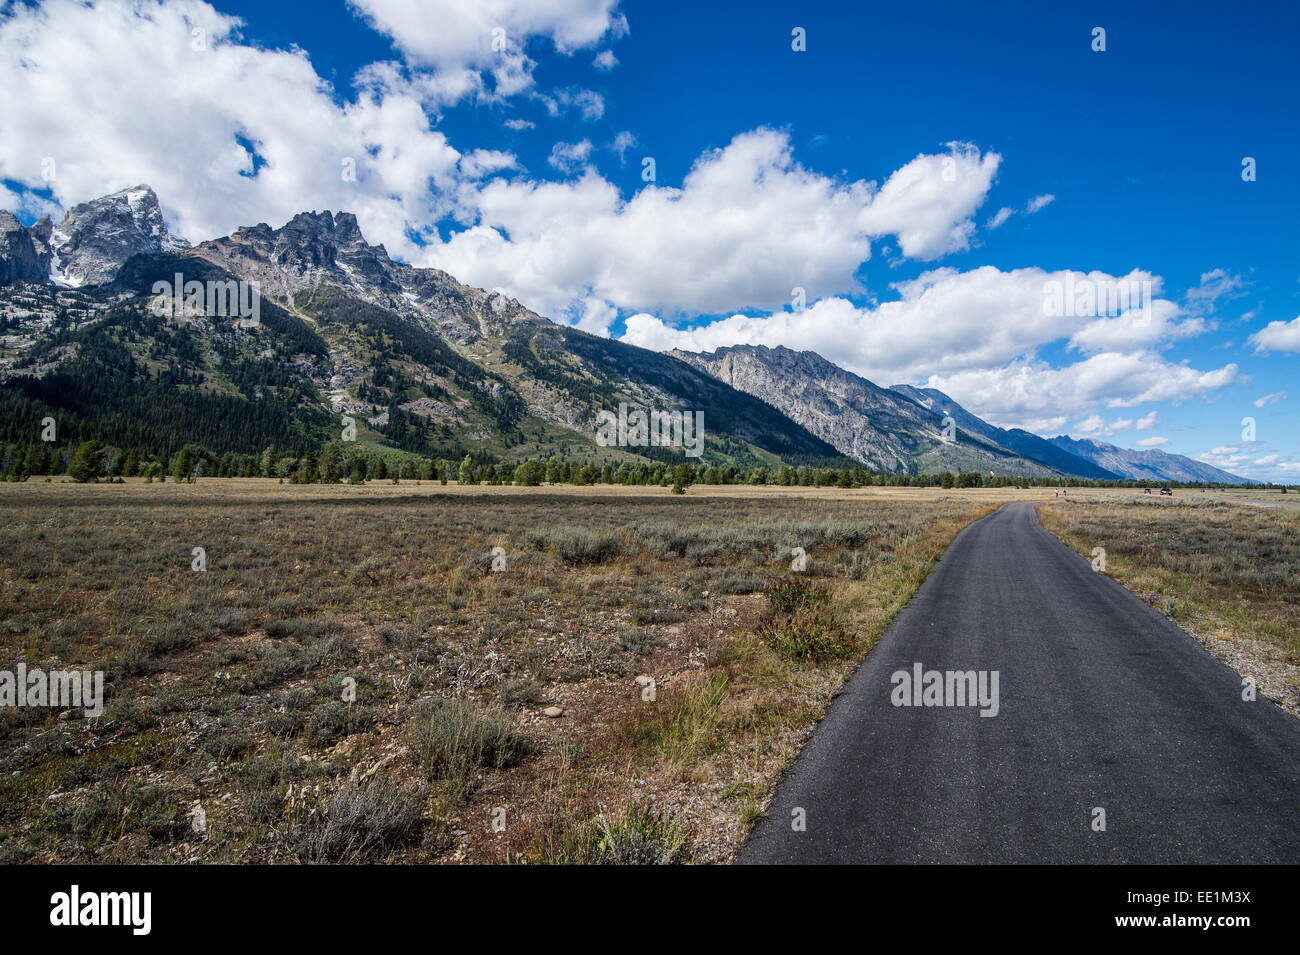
{"left": 1044, "top": 434, "right": 1248, "bottom": 485}
{"left": 670, "top": 345, "right": 1070, "bottom": 477}
{"left": 0, "top": 185, "right": 1247, "bottom": 484}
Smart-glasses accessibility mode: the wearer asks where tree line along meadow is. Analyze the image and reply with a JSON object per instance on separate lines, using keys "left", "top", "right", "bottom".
{"left": 1, "top": 438, "right": 1284, "bottom": 493}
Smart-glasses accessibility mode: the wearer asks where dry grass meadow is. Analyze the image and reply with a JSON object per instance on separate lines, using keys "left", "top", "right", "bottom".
{"left": 0, "top": 479, "right": 1292, "bottom": 863}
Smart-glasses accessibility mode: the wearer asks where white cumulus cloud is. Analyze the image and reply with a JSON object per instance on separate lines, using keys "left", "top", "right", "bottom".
{"left": 1248, "top": 316, "right": 1300, "bottom": 353}
{"left": 1184, "top": 268, "right": 1245, "bottom": 311}
{"left": 349, "top": 0, "right": 627, "bottom": 101}
{"left": 547, "top": 139, "right": 594, "bottom": 174}
{"left": 426, "top": 131, "right": 1002, "bottom": 318}
{"left": 0, "top": 0, "right": 468, "bottom": 261}
{"left": 1072, "top": 415, "right": 1135, "bottom": 438}
{"left": 620, "top": 265, "right": 1239, "bottom": 433}
{"left": 857, "top": 142, "right": 1000, "bottom": 259}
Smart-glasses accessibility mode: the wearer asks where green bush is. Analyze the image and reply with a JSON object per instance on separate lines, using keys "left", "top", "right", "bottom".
{"left": 615, "top": 627, "right": 660, "bottom": 655}
{"left": 498, "top": 677, "right": 545, "bottom": 708}
{"left": 760, "top": 613, "right": 856, "bottom": 663}
{"left": 551, "top": 802, "right": 687, "bottom": 865}
{"left": 763, "top": 577, "right": 830, "bottom": 614}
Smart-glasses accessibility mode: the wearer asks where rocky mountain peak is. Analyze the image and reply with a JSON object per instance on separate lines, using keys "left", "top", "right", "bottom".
{"left": 0, "top": 210, "right": 54, "bottom": 285}
{"left": 191, "top": 207, "right": 402, "bottom": 302}
{"left": 276, "top": 209, "right": 367, "bottom": 254}
{"left": 671, "top": 343, "right": 839, "bottom": 384}
{"left": 185, "top": 206, "right": 549, "bottom": 348}
{"left": 48, "top": 184, "right": 189, "bottom": 286}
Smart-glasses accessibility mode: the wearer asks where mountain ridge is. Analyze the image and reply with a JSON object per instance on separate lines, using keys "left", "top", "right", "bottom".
{"left": 0, "top": 185, "right": 1251, "bottom": 484}
{"left": 0, "top": 187, "right": 847, "bottom": 471}
{"left": 669, "top": 343, "right": 1075, "bottom": 476}
{"left": 1045, "top": 433, "right": 1247, "bottom": 484}
{"left": 887, "top": 383, "right": 1120, "bottom": 480}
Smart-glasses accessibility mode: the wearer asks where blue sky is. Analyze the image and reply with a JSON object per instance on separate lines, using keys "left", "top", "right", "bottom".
{"left": 1, "top": 0, "right": 1296, "bottom": 478}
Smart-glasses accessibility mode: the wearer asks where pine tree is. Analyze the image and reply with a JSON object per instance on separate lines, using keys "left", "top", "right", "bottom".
{"left": 172, "top": 447, "right": 196, "bottom": 483}
{"left": 321, "top": 441, "right": 343, "bottom": 482}
{"left": 671, "top": 462, "right": 696, "bottom": 495}
{"left": 23, "top": 444, "right": 49, "bottom": 476}
{"left": 68, "top": 441, "right": 106, "bottom": 483}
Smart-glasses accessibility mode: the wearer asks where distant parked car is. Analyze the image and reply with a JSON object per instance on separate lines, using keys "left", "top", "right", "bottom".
{"left": 1159, "top": 487, "right": 1173, "bottom": 496}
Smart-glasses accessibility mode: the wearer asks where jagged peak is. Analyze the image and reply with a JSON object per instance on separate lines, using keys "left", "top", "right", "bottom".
{"left": 280, "top": 209, "right": 364, "bottom": 241}
{"left": 43, "top": 183, "right": 189, "bottom": 286}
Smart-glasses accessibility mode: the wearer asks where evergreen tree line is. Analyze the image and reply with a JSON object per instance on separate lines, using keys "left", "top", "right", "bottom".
{"left": 8, "top": 438, "right": 1281, "bottom": 492}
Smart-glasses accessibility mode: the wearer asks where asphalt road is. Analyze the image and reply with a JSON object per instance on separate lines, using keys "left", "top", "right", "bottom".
{"left": 738, "top": 501, "right": 1300, "bottom": 864}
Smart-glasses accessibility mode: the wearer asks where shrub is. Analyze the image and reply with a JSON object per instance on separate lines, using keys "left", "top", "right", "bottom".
{"left": 198, "top": 727, "right": 255, "bottom": 759}
{"left": 759, "top": 613, "right": 856, "bottom": 663}
{"left": 615, "top": 627, "right": 660, "bottom": 655}
{"left": 262, "top": 709, "right": 306, "bottom": 738}
{"left": 102, "top": 697, "right": 161, "bottom": 733}
{"left": 212, "top": 609, "right": 254, "bottom": 636}
{"left": 378, "top": 624, "right": 423, "bottom": 648}
{"left": 845, "top": 551, "right": 873, "bottom": 579}
{"left": 763, "top": 577, "right": 830, "bottom": 614}
{"left": 243, "top": 644, "right": 309, "bottom": 691}
{"left": 549, "top": 528, "right": 622, "bottom": 565}
{"left": 709, "top": 570, "right": 766, "bottom": 595}
{"left": 265, "top": 618, "right": 341, "bottom": 641}
{"left": 116, "top": 638, "right": 162, "bottom": 677}
{"left": 498, "top": 677, "right": 545, "bottom": 709}
{"left": 296, "top": 777, "right": 425, "bottom": 863}
{"left": 554, "top": 802, "right": 688, "bottom": 865}
{"left": 410, "top": 698, "right": 531, "bottom": 787}
{"left": 307, "top": 701, "right": 374, "bottom": 747}
{"left": 630, "top": 607, "right": 686, "bottom": 626}
{"left": 551, "top": 635, "right": 633, "bottom": 681}
{"left": 52, "top": 780, "right": 185, "bottom": 848}
{"left": 683, "top": 541, "right": 724, "bottom": 565}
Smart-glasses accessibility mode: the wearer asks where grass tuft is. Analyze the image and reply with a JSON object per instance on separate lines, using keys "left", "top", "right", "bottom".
{"left": 547, "top": 802, "right": 688, "bottom": 865}
{"left": 410, "top": 697, "right": 532, "bottom": 789}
